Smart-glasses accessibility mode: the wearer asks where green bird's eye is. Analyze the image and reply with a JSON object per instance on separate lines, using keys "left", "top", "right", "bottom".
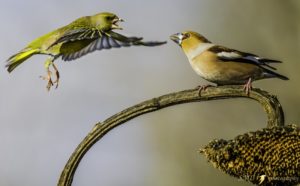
{"left": 106, "top": 16, "right": 114, "bottom": 21}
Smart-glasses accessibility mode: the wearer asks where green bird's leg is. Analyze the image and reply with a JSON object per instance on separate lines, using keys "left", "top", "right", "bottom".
{"left": 40, "top": 57, "right": 54, "bottom": 91}
{"left": 40, "top": 57, "right": 59, "bottom": 91}
{"left": 51, "top": 62, "right": 60, "bottom": 89}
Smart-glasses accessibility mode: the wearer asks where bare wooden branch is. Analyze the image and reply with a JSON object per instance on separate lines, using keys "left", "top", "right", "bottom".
{"left": 57, "top": 85, "right": 285, "bottom": 186}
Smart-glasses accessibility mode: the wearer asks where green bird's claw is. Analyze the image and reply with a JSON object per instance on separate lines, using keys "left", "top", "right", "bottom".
{"left": 41, "top": 58, "right": 60, "bottom": 91}
{"left": 39, "top": 74, "right": 54, "bottom": 91}
{"left": 47, "top": 79, "right": 54, "bottom": 92}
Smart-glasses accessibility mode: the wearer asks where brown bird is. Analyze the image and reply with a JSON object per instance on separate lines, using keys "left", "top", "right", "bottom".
{"left": 170, "top": 31, "right": 288, "bottom": 94}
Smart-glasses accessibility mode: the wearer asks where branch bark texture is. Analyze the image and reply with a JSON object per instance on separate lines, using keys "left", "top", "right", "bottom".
{"left": 58, "top": 85, "right": 285, "bottom": 186}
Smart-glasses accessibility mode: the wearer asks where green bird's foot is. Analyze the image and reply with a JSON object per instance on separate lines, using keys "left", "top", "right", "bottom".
{"left": 39, "top": 70, "right": 54, "bottom": 91}
{"left": 40, "top": 73, "right": 59, "bottom": 91}
{"left": 39, "top": 67, "right": 60, "bottom": 91}
{"left": 51, "top": 63, "right": 60, "bottom": 89}
{"left": 41, "top": 58, "right": 60, "bottom": 91}
{"left": 46, "top": 79, "right": 54, "bottom": 91}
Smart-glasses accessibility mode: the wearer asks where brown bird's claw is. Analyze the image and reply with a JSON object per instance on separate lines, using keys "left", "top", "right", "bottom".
{"left": 243, "top": 78, "right": 252, "bottom": 96}
{"left": 196, "top": 84, "right": 214, "bottom": 96}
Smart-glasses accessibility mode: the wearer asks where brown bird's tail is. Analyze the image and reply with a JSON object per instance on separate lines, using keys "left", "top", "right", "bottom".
{"left": 262, "top": 67, "right": 289, "bottom": 80}
{"left": 6, "top": 48, "right": 39, "bottom": 73}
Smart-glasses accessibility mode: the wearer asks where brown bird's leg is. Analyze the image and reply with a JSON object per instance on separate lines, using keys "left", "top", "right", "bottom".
{"left": 243, "top": 78, "right": 252, "bottom": 95}
{"left": 196, "top": 84, "right": 214, "bottom": 96}
{"left": 51, "top": 63, "right": 60, "bottom": 89}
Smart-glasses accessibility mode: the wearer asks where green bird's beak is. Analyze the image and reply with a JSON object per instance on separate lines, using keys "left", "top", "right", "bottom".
{"left": 112, "top": 17, "right": 124, "bottom": 30}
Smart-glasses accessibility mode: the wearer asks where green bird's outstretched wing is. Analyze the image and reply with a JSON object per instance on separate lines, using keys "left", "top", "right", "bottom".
{"left": 60, "top": 31, "right": 166, "bottom": 61}
{"left": 48, "top": 28, "right": 100, "bottom": 49}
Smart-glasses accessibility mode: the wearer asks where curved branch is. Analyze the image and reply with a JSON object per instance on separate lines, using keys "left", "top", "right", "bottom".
{"left": 57, "top": 85, "right": 285, "bottom": 186}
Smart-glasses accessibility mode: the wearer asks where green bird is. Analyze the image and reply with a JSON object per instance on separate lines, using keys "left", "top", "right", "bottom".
{"left": 6, "top": 12, "right": 166, "bottom": 91}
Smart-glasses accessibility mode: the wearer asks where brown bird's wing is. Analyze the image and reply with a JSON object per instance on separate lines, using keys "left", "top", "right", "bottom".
{"left": 61, "top": 31, "right": 166, "bottom": 61}
{"left": 209, "top": 45, "right": 281, "bottom": 70}
{"left": 209, "top": 45, "right": 288, "bottom": 80}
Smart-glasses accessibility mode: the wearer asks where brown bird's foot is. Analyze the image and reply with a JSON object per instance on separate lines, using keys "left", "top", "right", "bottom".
{"left": 40, "top": 70, "right": 54, "bottom": 91}
{"left": 196, "top": 84, "right": 214, "bottom": 96}
{"left": 243, "top": 78, "right": 252, "bottom": 95}
{"left": 51, "top": 63, "right": 60, "bottom": 89}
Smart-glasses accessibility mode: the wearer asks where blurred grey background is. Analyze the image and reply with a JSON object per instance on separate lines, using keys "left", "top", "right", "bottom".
{"left": 0, "top": 0, "right": 299, "bottom": 185}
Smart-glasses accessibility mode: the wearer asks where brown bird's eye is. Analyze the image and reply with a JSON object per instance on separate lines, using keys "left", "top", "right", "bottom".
{"left": 184, "top": 33, "right": 190, "bottom": 39}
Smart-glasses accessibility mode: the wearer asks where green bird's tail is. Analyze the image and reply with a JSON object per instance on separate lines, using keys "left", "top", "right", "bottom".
{"left": 6, "top": 48, "right": 40, "bottom": 73}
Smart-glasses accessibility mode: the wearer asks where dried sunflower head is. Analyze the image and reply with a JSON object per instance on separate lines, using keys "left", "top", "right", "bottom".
{"left": 200, "top": 125, "right": 300, "bottom": 186}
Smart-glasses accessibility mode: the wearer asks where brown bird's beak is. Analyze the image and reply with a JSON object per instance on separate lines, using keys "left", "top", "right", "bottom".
{"left": 112, "top": 17, "right": 124, "bottom": 30}
{"left": 170, "top": 33, "right": 184, "bottom": 46}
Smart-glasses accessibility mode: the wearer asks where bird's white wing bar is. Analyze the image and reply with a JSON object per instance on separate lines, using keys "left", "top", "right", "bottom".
{"left": 215, "top": 49, "right": 278, "bottom": 70}
{"left": 217, "top": 51, "right": 263, "bottom": 63}
{"left": 217, "top": 51, "right": 242, "bottom": 59}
